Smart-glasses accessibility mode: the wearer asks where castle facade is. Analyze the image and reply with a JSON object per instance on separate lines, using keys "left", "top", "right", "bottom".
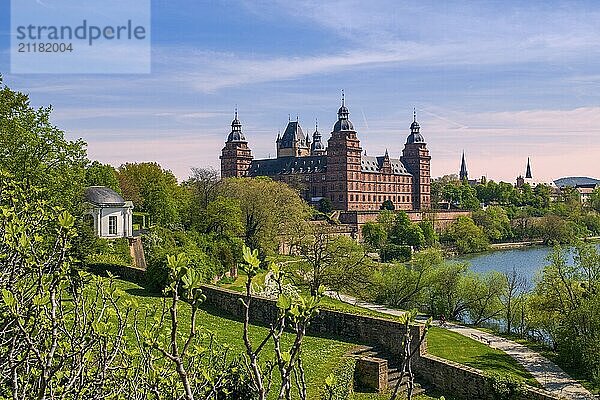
{"left": 220, "top": 96, "right": 431, "bottom": 212}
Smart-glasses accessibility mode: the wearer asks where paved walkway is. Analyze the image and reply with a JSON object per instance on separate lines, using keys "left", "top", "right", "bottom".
{"left": 325, "top": 291, "right": 596, "bottom": 400}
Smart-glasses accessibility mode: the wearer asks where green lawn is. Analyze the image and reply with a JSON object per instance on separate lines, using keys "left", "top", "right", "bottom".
{"left": 114, "top": 277, "right": 540, "bottom": 398}
{"left": 220, "top": 271, "right": 401, "bottom": 321}
{"left": 115, "top": 279, "right": 356, "bottom": 399}
{"left": 426, "top": 327, "right": 538, "bottom": 387}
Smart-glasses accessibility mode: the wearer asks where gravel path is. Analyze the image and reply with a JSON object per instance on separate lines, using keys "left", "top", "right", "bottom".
{"left": 325, "top": 291, "right": 596, "bottom": 400}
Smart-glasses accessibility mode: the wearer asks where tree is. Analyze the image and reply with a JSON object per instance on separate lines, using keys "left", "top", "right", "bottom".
{"left": 418, "top": 220, "right": 438, "bottom": 247}
{"left": 588, "top": 187, "right": 600, "bottom": 212}
{"left": 239, "top": 246, "right": 323, "bottom": 400}
{"left": 117, "top": 162, "right": 183, "bottom": 227}
{"left": 372, "top": 249, "right": 443, "bottom": 309}
{"left": 528, "top": 244, "right": 600, "bottom": 382}
{"left": 431, "top": 174, "right": 459, "bottom": 209}
{"left": 184, "top": 167, "right": 220, "bottom": 209}
{"left": 294, "top": 225, "right": 371, "bottom": 296}
{"left": 426, "top": 261, "right": 471, "bottom": 319}
{"left": 464, "top": 271, "right": 506, "bottom": 325}
{"left": 381, "top": 199, "right": 395, "bottom": 210}
{"left": 390, "top": 211, "right": 425, "bottom": 249}
{"left": 219, "top": 177, "right": 311, "bottom": 255}
{"left": 500, "top": 268, "right": 528, "bottom": 334}
{"left": 361, "top": 221, "right": 387, "bottom": 250}
{"left": 537, "top": 214, "right": 580, "bottom": 245}
{"left": 472, "top": 206, "right": 512, "bottom": 242}
{"left": 445, "top": 216, "right": 490, "bottom": 253}
{"left": 0, "top": 78, "right": 87, "bottom": 210}
{"left": 0, "top": 172, "right": 132, "bottom": 399}
{"left": 85, "top": 160, "right": 120, "bottom": 193}
{"left": 203, "top": 196, "right": 244, "bottom": 237}
{"left": 318, "top": 197, "right": 333, "bottom": 214}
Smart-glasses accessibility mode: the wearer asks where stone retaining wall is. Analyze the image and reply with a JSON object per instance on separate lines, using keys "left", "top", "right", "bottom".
{"left": 200, "top": 284, "right": 425, "bottom": 359}
{"left": 201, "top": 284, "right": 560, "bottom": 400}
{"left": 415, "top": 354, "right": 560, "bottom": 400}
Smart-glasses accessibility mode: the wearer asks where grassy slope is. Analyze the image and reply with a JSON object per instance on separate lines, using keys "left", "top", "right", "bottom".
{"left": 116, "top": 279, "right": 355, "bottom": 399}
{"left": 221, "top": 273, "right": 536, "bottom": 386}
{"left": 426, "top": 327, "right": 538, "bottom": 387}
{"left": 475, "top": 327, "right": 599, "bottom": 394}
{"left": 116, "top": 277, "right": 538, "bottom": 398}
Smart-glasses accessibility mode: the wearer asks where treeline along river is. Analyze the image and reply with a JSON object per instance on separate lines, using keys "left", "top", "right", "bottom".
{"left": 455, "top": 244, "right": 600, "bottom": 287}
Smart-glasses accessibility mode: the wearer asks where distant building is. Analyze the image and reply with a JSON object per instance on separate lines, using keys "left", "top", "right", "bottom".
{"left": 554, "top": 176, "right": 600, "bottom": 203}
{"left": 516, "top": 158, "right": 535, "bottom": 188}
{"left": 84, "top": 186, "right": 134, "bottom": 238}
{"left": 220, "top": 94, "right": 431, "bottom": 211}
{"left": 458, "top": 152, "right": 482, "bottom": 186}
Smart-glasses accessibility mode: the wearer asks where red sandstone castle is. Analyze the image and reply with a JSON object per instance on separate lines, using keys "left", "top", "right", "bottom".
{"left": 220, "top": 94, "right": 431, "bottom": 212}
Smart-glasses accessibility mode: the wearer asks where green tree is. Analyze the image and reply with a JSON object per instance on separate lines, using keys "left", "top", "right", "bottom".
{"left": 0, "top": 172, "right": 133, "bottom": 398}
{"left": 295, "top": 225, "right": 371, "bottom": 296}
{"left": 445, "top": 216, "right": 490, "bottom": 253}
{"left": 380, "top": 199, "right": 395, "bottom": 210}
{"left": 590, "top": 187, "right": 600, "bottom": 212}
{"left": 418, "top": 220, "right": 438, "bottom": 247}
{"left": 0, "top": 78, "right": 87, "bottom": 210}
{"left": 472, "top": 206, "right": 512, "bottom": 242}
{"left": 85, "top": 160, "right": 120, "bottom": 193}
{"left": 372, "top": 249, "right": 443, "bottom": 309}
{"left": 219, "top": 177, "right": 311, "bottom": 254}
{"left": 203, "top": 195, "right": 244, "bottom": 237}
{"left": 528, "top": 244, "right": 600, "bottom": 383}
{"left": 537, "top": 214, "right": 582, "bottom": 245}
{"left": 318, "top": 197, "right": 333, "bottom": 214}
{"left": 361, "top": 221, "right": 387, "bottom": 250}
{"left": 117, "top": 162, "right": 183, "bottom": 226}
{"left": 431, "top": 174, "right": 459, "bottom": 209}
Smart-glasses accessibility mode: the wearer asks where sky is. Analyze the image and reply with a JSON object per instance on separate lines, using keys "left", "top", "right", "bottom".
{"left": 1, "top": 0, "right": 599, "bottom": 183}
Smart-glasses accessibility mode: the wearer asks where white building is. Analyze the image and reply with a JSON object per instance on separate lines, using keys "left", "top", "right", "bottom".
{"left": 84, "top": 186, "right": 134, "bottom": 238}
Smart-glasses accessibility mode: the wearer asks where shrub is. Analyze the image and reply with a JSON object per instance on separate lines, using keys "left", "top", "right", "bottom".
{"left": 380, "top": 244, "right": 412, "bottom": 262}
{"left": 84, "top": 238, "right": 132, "bottom": 268}
{"left": 143, "top": 227, "right": 239, "bottom": 290}
{"left": 321, "top": 357, "right": 356, "bottom": 400}
{"left": 485, "top": 372, "right": 526, "bottom": 400}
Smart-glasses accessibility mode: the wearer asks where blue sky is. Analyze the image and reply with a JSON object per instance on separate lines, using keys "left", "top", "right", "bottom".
{"left": 1, "top": 0, "right": 599, "bottom": 182}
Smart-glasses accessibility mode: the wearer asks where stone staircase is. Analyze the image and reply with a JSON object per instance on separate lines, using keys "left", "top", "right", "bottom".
{"left": 349, "top": 345, "right": 426, "bottom": 396}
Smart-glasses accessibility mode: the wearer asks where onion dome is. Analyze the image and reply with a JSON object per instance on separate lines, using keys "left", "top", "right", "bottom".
{"left": 406, "top": 108, "right": 424, "bottom": 144}
{"left": 333, "top": 90, "right": 355, "bottom": 132}
{"left": 310, "top": 119, "right": 326, "bottom": 155}
{"left": 227, "top": 109, "right": 246, "bottom": 142}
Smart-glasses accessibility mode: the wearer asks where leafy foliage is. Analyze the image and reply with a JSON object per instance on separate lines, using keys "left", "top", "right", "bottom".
{"left": 219, "top": 177, "right": 311, "bottom": 255}
{"left": 0, "top": 78, "right": 87, "bottom": 210}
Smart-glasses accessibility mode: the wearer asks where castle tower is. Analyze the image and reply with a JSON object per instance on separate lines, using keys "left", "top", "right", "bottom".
{"left": 401, "top": 109, "right": 431, "bottom": 210}
{"left": 326, "top": 91, "right": 362, "bottom": 211}
{"left": 460, "top": 151, "right": 468, "bottom": 181}
{"left": 310, "top": 119, "right": 326, "bottom": 156}
{"left": 220, "top": 110, "right": 253, "bottom": 178}
{"left": 276, "top": 116, "right": 310, "bottom": 157}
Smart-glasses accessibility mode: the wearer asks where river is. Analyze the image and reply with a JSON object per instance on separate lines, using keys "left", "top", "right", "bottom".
{"left": 453, "top": 243, "right": 600, "bottom": 288}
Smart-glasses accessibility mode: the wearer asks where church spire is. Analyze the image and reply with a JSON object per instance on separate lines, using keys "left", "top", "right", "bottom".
{"left": 460, "top": 151, "right": 468, "bottom": 181}
{"left": 525, "top": 157, "right": 532, "bottom": 179}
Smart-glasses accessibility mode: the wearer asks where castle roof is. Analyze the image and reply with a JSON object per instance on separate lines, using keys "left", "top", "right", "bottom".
{"left": 278, "top": 120, "right": 309, "bottom": 148}
{"left": 361, "top": 155, "right": 411, "bottom": 175}
{"left": 333, "top": 90, "right": 355, "bottom": 132}
{"left": 249, "top": 155, "right": 326, "bottom": 176}
{"left": 227, "top": 110, "right": 246, "bottom": 142}
{"left": 406, "top": 109, "right": 424, "bottom": 144}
